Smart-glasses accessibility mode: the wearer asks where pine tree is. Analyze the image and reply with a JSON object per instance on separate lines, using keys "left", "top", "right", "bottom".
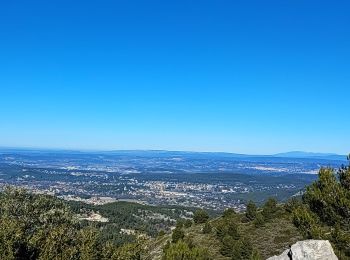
{"left": 172, "top": 227, "right": 185, "bottom": 243}
{"left": 193, "top": 209, "right": 209, "bottom": 224}
{"left": 262, "top": 197, "right": 278, "bottom": 220}
{"left": 245, "top": 201, "right": 257, "bottom": 221}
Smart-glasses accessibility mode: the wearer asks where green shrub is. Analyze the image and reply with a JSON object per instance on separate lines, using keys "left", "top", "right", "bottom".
{"left": 193, "top": 209, "right": 209, "bottom": 224}
{"left": 184, "top": 219, "right": 193, "bottom": 228}
{"left": 163, "top": 240, "right": 211, "bottom": 260}
{"left": 223, "top": 208, "right": 236, "bottom": 218}
{"left": 172, "top": 227, "right": 185, "bottom": 243}
{"left": 202, "top": 222, "right": 212, "bottom": 234}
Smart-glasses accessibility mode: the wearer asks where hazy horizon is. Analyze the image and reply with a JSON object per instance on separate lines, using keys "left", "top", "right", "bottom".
{"left": 0, "top": 145, "right": 346, "bottom": 157}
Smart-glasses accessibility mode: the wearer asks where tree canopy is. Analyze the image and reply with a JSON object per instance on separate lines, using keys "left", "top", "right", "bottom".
{"left": 0, "top": 187, "right": 142, "bottom": 260}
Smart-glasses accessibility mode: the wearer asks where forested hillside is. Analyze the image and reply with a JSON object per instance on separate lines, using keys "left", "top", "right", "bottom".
{"left": 67, "top": 200, "right": 197, "bottom": 246}
{"left": 0, "top": 187, "right": 144, "bottom": 259}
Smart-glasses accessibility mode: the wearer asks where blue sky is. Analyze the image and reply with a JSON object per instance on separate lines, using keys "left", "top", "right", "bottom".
{"left": 0, "top": 0, "right": 349, "bottom": 154}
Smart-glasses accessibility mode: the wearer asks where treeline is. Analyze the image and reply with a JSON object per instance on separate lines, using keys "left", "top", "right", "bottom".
{"left": 0, "top": 187, "right": 143, "bottom": 260}
{"left": 68, "top": 199, "right": 196, "bottom": 245}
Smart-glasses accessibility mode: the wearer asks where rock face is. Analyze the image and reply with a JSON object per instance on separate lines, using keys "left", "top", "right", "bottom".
{"left": 267, "top": 240, "right": 338, "bottom": 260}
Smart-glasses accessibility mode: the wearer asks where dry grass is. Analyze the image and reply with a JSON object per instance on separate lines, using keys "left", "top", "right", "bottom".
{"left": 239, "top": 213, "right": 303, "bottom": 258}
{"left": 147, "top": 210, "right": 303, "bottom": 259}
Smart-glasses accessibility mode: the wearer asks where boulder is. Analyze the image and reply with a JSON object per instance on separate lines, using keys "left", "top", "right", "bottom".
{"left": 267, "top": 240, "right": 338, "bottom": 260}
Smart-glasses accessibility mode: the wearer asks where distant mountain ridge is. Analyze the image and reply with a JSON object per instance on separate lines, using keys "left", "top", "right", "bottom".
{"left": 274, "top": 151, "right": 347, "bottom": 161}
{"left": 0, "top": 147, "right": 347, "bottom": 161}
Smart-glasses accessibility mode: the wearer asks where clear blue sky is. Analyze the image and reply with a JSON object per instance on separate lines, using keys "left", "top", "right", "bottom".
{"left": 0, "top": 0, "right": 349, "bottom": 154}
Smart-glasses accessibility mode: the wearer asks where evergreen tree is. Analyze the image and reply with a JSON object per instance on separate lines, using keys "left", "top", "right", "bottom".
{"left": 292, "top": 204, "right": 322, "bottom": 239}
{"left": 303, "top": 167, "right": 350, "bottom": 226}
{"left": 231, "top": 237, "right": 255, "bottom": 260}
{"left": 245, "top": 201, "right": 257, "bottom": 221}
{"left": 292, "top": 161, "right": 350, "bottom": 257}
{"left": 338, "top": 155, "right": 350, "bottom": 190}
{"left": 78, "top": 227, "right": 101, "bottom": 260}
{"left": 193, "top": 209, "right": 209, "bottom": 224}
{"left": 216, "top": 220, "right": 228, "bottom": 239}
{"left": 253, "top": 213, "right": 265, "bottom": 228}
{"left": 220, "top": 235, "right": 235, "bottom": 257}
{"left": 172, "top": 227, "right": 185, "bottom": 243}
{"left": 262, "top": 197, "right": 278, "bottom": 220}
{"left": 227, "top": 221, "right": 240, "bottom": 240}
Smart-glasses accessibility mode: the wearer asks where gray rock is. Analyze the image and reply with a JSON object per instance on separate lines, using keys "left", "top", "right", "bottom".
{"left": 267, "top": 240, "right": 338, "bottom": 260}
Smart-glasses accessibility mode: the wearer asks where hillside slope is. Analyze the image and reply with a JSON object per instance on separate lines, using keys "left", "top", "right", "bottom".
{"left": 148, "top": 204, "right": 303, "bottom": 259}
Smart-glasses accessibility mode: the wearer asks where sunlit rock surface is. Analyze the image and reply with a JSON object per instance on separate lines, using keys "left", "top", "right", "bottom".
{"left": 267, "top": 240, "right": 338, "bottom": 260}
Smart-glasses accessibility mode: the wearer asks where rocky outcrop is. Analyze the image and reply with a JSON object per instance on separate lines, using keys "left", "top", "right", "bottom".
{"left": 267, "top": 240, "right": 338, "bottom": 260}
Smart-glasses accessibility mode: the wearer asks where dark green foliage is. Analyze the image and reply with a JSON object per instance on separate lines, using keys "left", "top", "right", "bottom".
{"left": 172, "top": 227, "right": 185, "bottom": 243}
{"left": 184, "top": 219, "right": 193, "bottom": 228}
{"left": 216, "top": 220, "right": 228, "bottom": 238}
{"left": 0, "top": 187, "right": 143, "bottom": 260}
{"left": 303, "top": 166, "right": 350, "bottom": 227}
{"left": 246, "top": 201, "right": 257, "bottom": 221}
{"left": 231, "top": 237, "right": 254, "bottom": 260}
{"left": 303, "top": 168, "right": 345, "bottom": 226}
{"left": 223, "top": 208, "right": 236, "bottom": 218}
{"left": 284, "top": 197, "right": 302, "bottom": 213}
{"left": 176, "top": 218, "right": 186, "bottom": 228}
{"left": 331, "top": 224, "right": 350, "bottom": 257}
{"left": 216, "top": 218, "right": 240, "bottom": 241}
{"left": 220, "top": 235, "right": 259, "bottom": 260}
{"left": 262, "top": 197, "right": 278, "bottom": 220}
{"left": 220, "top": 235, "right": 235, "bottom": 256}
{"left": 162, "top": 240, "right": 212, "bottom": 260}
{"left": 292, "top": 205, "right": 322, "bottom": 239}
{"left": 202, "top": 222, "right": 212, "bottom": 234}
{"left": 253, "top": 213, "right": 265, "bottom": 228}
{"left": 227, "top": 221, "right": 240, "bottom": 240}
{"left": 103, "top": 241, "right": 143, "bottom": 260}
{"left": 339, "top": 154, "right": 350, "bottom": 190}
{"left": 193, "top": 209, "right": 209, "bottom": 224}
{"left": 78, "top": 227, "right": 101, "bottom": 260}
{"left": 68, "top": 199, "right": 192, "bottom": 241}
{"left": 0, "top": 187, "right": 77, "bottom": 259}
{"left": 292, "top": 159, "right": 350, "bottom": 258}
{"left": 339, "top": 166, "right": 350, "bottom": 190}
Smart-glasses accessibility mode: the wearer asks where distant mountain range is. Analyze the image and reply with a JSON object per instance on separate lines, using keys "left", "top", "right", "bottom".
{"left": 0, "top": 147, "right": 347, "bottom": 161}
{"left": 274, "top": 151, "right": 347, "bottom": 161}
